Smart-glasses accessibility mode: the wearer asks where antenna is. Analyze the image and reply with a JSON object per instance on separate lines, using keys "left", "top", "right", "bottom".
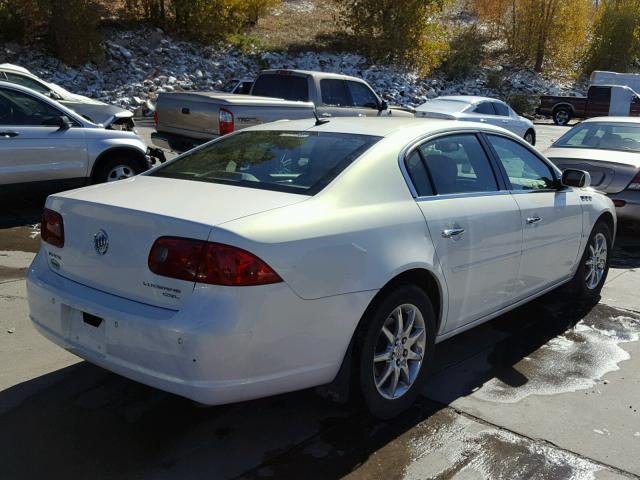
{"left": 313, "top": 106, "right": 330, "bottom": 126}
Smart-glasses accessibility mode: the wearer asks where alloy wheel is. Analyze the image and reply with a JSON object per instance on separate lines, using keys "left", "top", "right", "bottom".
{"left": 585, "top": 232, "right": 607, "bottom": 290}
{"left": 107, "top": 165, "right": 135, "bottom": 182}
{"left": 373, "top": 303, "right": 426, "bottom": 400}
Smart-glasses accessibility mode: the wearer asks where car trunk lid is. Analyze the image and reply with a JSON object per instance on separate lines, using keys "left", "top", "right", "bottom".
{"left": 547, "top": 148, "right": 640, "bottom": 193}
{"left": 44, "top": 176, "right": 307, "bottom": 309}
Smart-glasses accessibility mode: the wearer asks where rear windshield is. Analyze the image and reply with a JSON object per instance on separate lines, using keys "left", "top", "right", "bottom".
{"left": 553, "top": 122, "right": 640, "bottom": 152}
{"left": 252, "top": 74, "right": 309, "bottom": 102}
{"left": 151, "top": 131, "right": 381, "bottom": 195}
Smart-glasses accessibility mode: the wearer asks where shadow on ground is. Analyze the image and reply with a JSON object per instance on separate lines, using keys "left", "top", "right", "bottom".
{"left": 0, "top": 288, "right": 621, "bottom": 480}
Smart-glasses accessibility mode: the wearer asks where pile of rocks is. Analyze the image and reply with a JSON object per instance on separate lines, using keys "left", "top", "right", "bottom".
{"left": 0, "top": 26, "right": 586, "bottom": 115}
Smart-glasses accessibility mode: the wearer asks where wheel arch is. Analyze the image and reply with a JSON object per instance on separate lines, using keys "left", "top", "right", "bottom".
{"left": 596, "top": 210, "right": 616, "bottom": 241}
{"left": 552, "top": 103, "right": 575, "bottom": 116}
{"left": 317, "top": 267, "right": 445, "bottom": 403}
{"left": 90, "top": 147, "right": 148, "bottom": 181}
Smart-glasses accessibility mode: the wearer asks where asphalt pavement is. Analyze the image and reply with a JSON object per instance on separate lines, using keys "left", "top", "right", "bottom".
{"left": 1, "top": 121, "right": 639, "bottom": 479}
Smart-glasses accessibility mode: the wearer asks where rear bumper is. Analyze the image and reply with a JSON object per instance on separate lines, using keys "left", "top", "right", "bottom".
{"left": 151, "top": 131, "right": 214, "bottom": 153}
{"left": 609, "top": 190, "right": 640, "bottom": 225}
{"left": 26, "top": 250, "right": 375, "bottom": 405}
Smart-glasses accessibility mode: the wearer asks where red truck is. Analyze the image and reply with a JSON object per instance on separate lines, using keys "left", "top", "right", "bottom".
{"left": 536, "top": 85, "right": 640, "bottom": 125}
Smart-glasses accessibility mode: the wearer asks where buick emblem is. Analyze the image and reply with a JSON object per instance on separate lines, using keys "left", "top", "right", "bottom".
{"left": 93, "top": 230, "right": 109, "bottom": 255}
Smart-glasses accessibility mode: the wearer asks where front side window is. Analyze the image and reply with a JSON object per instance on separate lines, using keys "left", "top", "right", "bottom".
{"left": 553, "top": 122, "right": 640, "bottom": 152}
{"left": 487, "top": 135, "right": 556, "bottom": 190}
{"left": 320, "top": 79, "right": 351, "bottom": 107}
{"left": 151, "top": 131, "right": 380, "bottom": 195}
{"left": 4, "top": 72, "right": 50, "bottom": 95}
{"left": 0, "top": 88, "right": 63, "bottom": 126}
{"left": 347, "top": 81, "right": 379, "bottom": 109}
{"left": 473, "top": 102, "right": 495, "bottom": 115}
{"left": 418, "top": 134, "right": 498, "bottom": 195}
{"left": 492, "top": 102, "right": 510, "bottom": 116}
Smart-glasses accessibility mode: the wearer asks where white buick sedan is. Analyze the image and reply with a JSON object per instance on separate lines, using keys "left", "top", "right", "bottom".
{"left": 28, "top": 117, "right": 615, "bottom": 418}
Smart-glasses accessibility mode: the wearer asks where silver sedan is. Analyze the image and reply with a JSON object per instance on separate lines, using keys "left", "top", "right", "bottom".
{"left": 416, "top": 96, "right": 537, "bottom": 145}
{"left": 545, "top": 117, "right": 640, "bottom": 228}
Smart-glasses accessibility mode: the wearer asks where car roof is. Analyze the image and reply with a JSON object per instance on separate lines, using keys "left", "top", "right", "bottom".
{"left": 582, "top": 116, "right": 640, "bottom": 124}
{"left": 0, "top": 63, "right": 33, "bottom": 75}
{"left": 259, "top": 69, "right": 366, "bottom": 82}
{"left": 246, "top": 116, "right": 515, "bottom": 140}
{"left": 436, "top": 96, "right": 503, "bottom": 105}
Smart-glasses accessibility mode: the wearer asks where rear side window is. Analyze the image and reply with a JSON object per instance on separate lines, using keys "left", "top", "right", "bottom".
{"left": 589, "top": 86, "right": 611, "bottom": 103}
{"left": 321, "top": 79, "right": 351, "bottom": 107}
{"left": 404, "top": 150, "right": 433, "bottom": 196}
{"left": 473, "top": 102, "right": 495, "bottom": 115}
{"left": 487, "top": 135, "right": 556, "bottom": 190}
{"left": 151, "top": 131, "right": 380, "bottom": 195}
{"left": 418, "top": 134, "right": 498, "bottom": 195}
{"left": 251, "top": 74, "right": 309, "bottom": 102}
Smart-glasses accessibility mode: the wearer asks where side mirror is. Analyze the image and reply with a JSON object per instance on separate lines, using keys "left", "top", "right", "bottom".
{"left": 379, "top": 100, "right": 389, "bottom": 111}
{"left": 561, "top": 168, "right": 591, "bottom": 188}
{"left": 42, "top": 115, "right": 72, "bottom": 129}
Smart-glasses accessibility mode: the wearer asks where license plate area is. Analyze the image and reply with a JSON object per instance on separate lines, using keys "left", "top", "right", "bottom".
{"left": 63, "top": 305, "right": 106, "bottom": 354}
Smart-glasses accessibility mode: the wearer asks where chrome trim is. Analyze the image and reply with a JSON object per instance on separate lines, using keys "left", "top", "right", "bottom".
{"left": 415, "top": 190, "right": 512, "bottom": 202}
{"left": 526, "top": 216, "right": 542, "bottom": 224}
{"left": 441, "top": 227, "right": 465, "bottom": 238}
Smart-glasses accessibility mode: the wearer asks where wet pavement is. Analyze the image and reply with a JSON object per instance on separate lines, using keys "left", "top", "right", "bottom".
{"left": 1, "top": 151, "right": 640, "bottom": 479}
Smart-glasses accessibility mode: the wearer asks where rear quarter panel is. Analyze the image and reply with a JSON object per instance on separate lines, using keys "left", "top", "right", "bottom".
{"left": 208, "top": 140, "right": 448, "bottom": 303}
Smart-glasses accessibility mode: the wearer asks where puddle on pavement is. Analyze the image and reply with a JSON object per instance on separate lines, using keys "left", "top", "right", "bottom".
{"left": 403, "top": 410, "right": 603, "bottom": 480}
{"left": 243, "top": 408, "right": 606, "bottom": 480}
{"left": 0, "top": 225, "right": 41, "bottom": 253}
{"left": 474, "top": 309, "right": 640, "bottom": 404}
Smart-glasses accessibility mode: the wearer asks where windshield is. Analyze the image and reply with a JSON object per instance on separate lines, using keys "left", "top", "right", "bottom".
{"left": 151, "top": 130, "right": 381, "bottom": 195}
{"left": 553, "top": 122, "right": 640, "bottom": 152}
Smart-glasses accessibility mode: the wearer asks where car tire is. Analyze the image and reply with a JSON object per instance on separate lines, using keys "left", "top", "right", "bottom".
{"left": 354, "top": 284, "right": 436, "bottom": 419}
{"left": 552, "top": 107, "right": 571, "bottom": 126}
{"left": 94, "top": 156, "right": 141, "bottom": 184}
{"left": 524, "top": 129, "right": 536, "bottom": 145}
{"left": 565, "top": 221, "right": 612, "bottom": 299}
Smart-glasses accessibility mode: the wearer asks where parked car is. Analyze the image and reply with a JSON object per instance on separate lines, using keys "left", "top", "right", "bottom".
{"left": 0, "top": 81, "right": 161, "bottom": 189}
{"left": 536, "top": 85, "right": 640, "bottom": 126}
{"left": 229, "top": 78, "right": 253, "bottom": 95}
{"left": 28, "top": 116, "right": 615, "bottom": 418}
{"left": 152, "top": 69, "right": 414, "bottom": 152}
{"left": 545, "top": 117, "right": 640, "bottom": 227}
{"left": 0, "top": 63, "right": 135, "bottom": 131}
{"left": 415, "top": 96, "right": 536, "bottom": 144}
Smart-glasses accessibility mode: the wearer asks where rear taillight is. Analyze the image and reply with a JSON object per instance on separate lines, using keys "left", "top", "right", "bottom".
{"left": 148, "top": 237, "right": 282, "bottom": 286}
{"left": 219, "top": 108, "right": 234, "bottom": 135}
{"left": 41, "top": 208, "right": 64, "bottom": 248}
{"left": 627, "top": 171, "right": 640, "bottom": 190}
{"left": 153, "top": 110, "right": 158, "bottom": 127}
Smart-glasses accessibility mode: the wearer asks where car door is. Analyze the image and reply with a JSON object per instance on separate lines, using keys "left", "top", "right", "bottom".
{"left": 317, "top": 79, "right": 355, "bottom": 118}
{"left": 585, "top": 86, "right": 611, "bottom": 118}
{"left": 490, "top": 101, "right": 517, "bottom": 133}
{"left": 346, "top": 80, "right": 382, "bottom": 117}
{"left": 469, "top": 101, "right": 497, "bottom": 126}
{"left": 406, "top": 133, "right": 522, "bottom": 332}
{"left": 0, "top": 86, "right": 88, "bottom": 185}
{"left": 485, "top": 134, "right": 583, "bottom": 299}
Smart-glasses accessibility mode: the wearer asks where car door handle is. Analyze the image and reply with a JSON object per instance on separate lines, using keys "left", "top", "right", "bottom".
{"left": 501, "top": 120, "right": 509, "bottom": 123}
{"left": 442, "top": 228, "right": 465, "bottom": 238}
{"left": 526, "top": 216, "right": 542, "bottom": 224}
{"left": 0, "top": 131, "right": 19, "bottom": 138}
{"left": 321, "top": 113, "right": 332, "bottom": 117}
{"left": 479, "top": 118, "right": 487, "bottom": 122}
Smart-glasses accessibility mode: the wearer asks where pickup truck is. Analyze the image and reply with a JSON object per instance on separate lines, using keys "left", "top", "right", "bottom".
{"left": 152, "top": 69, "right": 413, "bottom": 152}
{"left": 536, "top": 84, "right": 640, "bottom": 126}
